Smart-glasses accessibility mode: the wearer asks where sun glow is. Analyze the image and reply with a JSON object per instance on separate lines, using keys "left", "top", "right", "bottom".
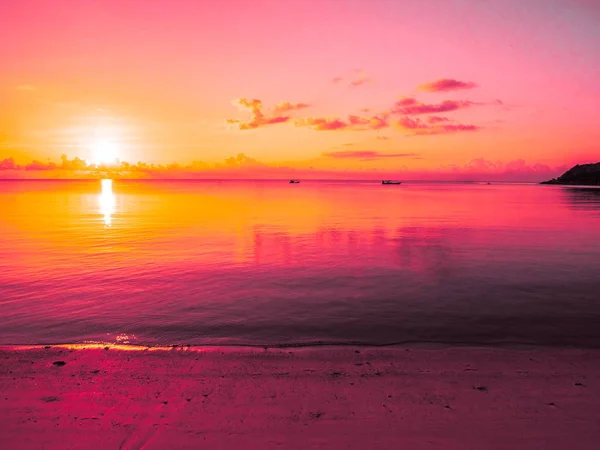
{"left": 91, "top": 138, "right": 119, "bottom": 165}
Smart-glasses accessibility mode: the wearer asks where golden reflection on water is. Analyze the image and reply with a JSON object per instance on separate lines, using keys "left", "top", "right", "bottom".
{"left": 99, "top": 179, "right": 115, "bottom": 227}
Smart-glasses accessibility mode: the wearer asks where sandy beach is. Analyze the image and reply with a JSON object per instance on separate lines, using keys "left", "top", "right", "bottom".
{"left": 1, "top": 345, "right": 600, "bottom": 449}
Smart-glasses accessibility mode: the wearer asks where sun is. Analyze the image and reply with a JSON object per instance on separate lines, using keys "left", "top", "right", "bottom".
{"left": 91, "top": 138, "right": 119, "bottom": 165}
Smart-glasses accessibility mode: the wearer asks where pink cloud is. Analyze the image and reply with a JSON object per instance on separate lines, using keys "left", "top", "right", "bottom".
{"left": 226, "top": 98, "right": 295, "bottom": 130}
{"left": 418, "top": 78, "right": 478, "bottom": 92}
{"left": 396, "top": 117, "right": 479, "bottom": 135}
{"left": 348, "top": 115, "right": 370, "bottom": 126}
{"left": 393, "top": 99, "right": 473, "bottom": 115}
{"left": 396, "top": 116, "right": 430, "bottom": 130}
{"left": 427, "top": 116, "right": 450, "bottom": 124}
{"left": 296, "top": 113, "right": 389, "bottom": 131}
{"left": 395, "top": 97, "right": 418, "bottom": 107}
{"left": 322, "top": 151, "right": 417, "bottom": 159}
{"left": 0, "top": 158, "right": 19, "bottom": 170}
{"left": 438, "top": 124, "right": 479, "bottom": 133}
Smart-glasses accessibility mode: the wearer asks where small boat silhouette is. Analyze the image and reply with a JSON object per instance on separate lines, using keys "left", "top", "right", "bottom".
{"left": 381, "top": 180, "right": 402, "bottom": 185}
{"left": 289, "top": 180, "right": 300, "bottom": 184}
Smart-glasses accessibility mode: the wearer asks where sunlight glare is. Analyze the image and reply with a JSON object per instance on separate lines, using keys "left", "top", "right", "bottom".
{"left": 99, "top": 179, "right": 115, "bottom": 227}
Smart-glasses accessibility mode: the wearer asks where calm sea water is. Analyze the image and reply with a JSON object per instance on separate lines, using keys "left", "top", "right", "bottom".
{"left": 1, "top": 179, "right": 600, "bottom": 347}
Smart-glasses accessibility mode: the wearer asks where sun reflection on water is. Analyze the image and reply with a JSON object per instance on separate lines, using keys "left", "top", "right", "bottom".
{"left": 99, "top": 179, "right": 115, "bottom": 227}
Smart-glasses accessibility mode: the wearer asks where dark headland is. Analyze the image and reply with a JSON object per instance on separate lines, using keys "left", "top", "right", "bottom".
{"left": 541, "top": 162, "right": 600, "bottom": 185}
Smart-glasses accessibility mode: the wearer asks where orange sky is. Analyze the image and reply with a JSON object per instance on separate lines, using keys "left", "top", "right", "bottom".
{"left": 1, "top": 0, "right": 599, "bottom": 179}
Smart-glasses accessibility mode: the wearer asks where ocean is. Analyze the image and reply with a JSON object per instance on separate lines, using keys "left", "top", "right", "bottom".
{"left": 1, "top": 179, "right": 599, "bottom": 347}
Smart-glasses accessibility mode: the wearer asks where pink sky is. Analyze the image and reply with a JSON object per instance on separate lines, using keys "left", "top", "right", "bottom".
{"left": 1, "top": 0, "right": 599, "bottom": 179}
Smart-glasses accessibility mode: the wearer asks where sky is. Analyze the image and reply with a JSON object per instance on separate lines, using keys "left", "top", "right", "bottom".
{"left": 1, "top": 0, "right": 599, "bottom": 179}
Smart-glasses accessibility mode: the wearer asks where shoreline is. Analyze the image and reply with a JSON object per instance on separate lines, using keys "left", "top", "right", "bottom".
{"left": 5, "top": 341, "right": 600, "bottom": 352}
{"left": 2, "top": 345, "right": 600, "bottom": 449}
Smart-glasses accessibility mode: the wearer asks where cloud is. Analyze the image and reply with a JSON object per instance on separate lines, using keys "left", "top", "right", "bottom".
{"left": 349, "top": 72, "right": 370, "bottom": 87}
{"left": 322, "top": 151, "right": 417, "bottom": 160}
{"left": 454, "top": 158, "right": 569, "bottom": 180}
{"left": 396, "top": 117, "right": 479, "bottom": 135}
{"left": 418, "top": 78, "right": 477, "bottom": 92}
{"left": 0, "top": 158, "right": 20, "bottom": 170}
{"left": 296, "top": 117, "right": 348, "bottom": 131}
{"left": 25, "top": 160, "right": 58, "bottom": 171}
{"left": 427, "top": 116, "right": 450, "bottom": 124}
{"left": 296, "top": 114, "right": 389, "bottom": 131}
{"left": 396, "top": 117, "right": 430, "bottom": 130}
{"left": 58, "top": 154, "right": 88, "bottom": 170}
{"left": 437, "top": 124, "right": 479, "bottom": 133}
{"left": 226, "top": 98, "right": 294, "bottom": 130}
{"left": 0, "top": 153, "right": 571, "bottom": 182}
{"left": 1, "top": 155, "right": 91, "bottom": 171}
{"left": 393, "top": 99, "right": 473, "bottom": 115}
{"left": 273, "top": 101, "right": 310, "bottom": 113}
{"left": 395, "top": 97, "right": 418, "bottom": 107}
{"left": 332, "top": 71, "right": 371, "bottom": 87}
{"left": 374, "top": 136, "right": 390, "bottom": 140}
{"left": 225, "top": 83, "right": 489, "bottom": 136}
{"left": 222, "top": 153, "right": 266, "bottom": 168}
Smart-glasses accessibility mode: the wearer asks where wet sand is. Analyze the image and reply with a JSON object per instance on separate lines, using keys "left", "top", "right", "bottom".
{"left": 1, "top": 345, "right": 600, "bottom": 449}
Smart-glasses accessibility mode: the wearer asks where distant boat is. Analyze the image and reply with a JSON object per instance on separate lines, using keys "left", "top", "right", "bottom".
{"left": 289, "top": 180, "right": 300, "bottom": 184}
{"left": 381, "top": 180, "right": 402, "bottom": 185}
{"left": 487, "top": 182, "right": 492, "bottom": 185}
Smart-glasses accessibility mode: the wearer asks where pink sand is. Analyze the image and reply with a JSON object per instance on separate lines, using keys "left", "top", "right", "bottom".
{"left": 1, "top": 345, "right": 600, "bottom": 449}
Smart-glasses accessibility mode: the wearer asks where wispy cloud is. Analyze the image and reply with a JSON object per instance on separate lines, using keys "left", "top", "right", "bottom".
{"left": 427, "top": 116, "right": 450, "bottom": 124}
{"left": 296, "top": 117, "right": 348, "bottom": 131}
{"left": 396, "top": 117, "right": 479, "bottom": 135}
{"left": 349, "top": 72, "right": 370, "bottom": 87}
{"left": 418, "top": 78, "right": 477, "bottom": 92}
{"left": 392, "top": 99, "right": 473, "bottom": 115}
{"left": 273, "top": 101, "right": 311, "bottom": 113}
{"left": 322, "top": 150, "right": 417, "bottom": 160}
{"left": 332, "top": 71, "right": 371, "bottom": 87}
{"left": 296, "top": 114, "right": 389, "bottom": 131}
